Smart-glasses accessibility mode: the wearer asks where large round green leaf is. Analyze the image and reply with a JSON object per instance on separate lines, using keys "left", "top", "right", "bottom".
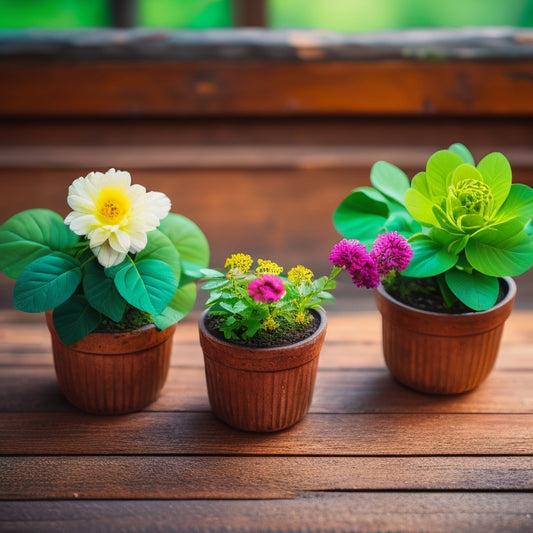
{"left": 153, "top": 282, "right": 197, "bottom": 330}
{"left": 53, "top": 295, "right": 101, "bottom": 345}
{"left": 83, "top": 259, "right": 127, "bottom": 322}
{"left": 465, "top": 233, "right": 533, "bottom": 277}
{"left": 401, "top": 236, "right": 458, "bottom": 278}
{"left": 137, "top": 229, "right": 181, "bottom": 283}
{"left": 333, "top": 187, "right": 390, "bottom": 247}
{"left": 445, "top": 268, "right": 499, "bottom": 311}
{"left": 495, "top": 184, "right": 533, "bottom": 222}
{"left": 448, "top": 143, "right": 475, "bottom": 166}
{"left": 114, "top": 258, "right": 178, "bottom": 315}
{"left": 425, "top": 150, "right": 464, "bottom": 198}
{"left": 13, "top": 252, "right": 81, "bottom": 313}
{"left": 0, "top": 209, "right": 79, "bottom": 279}
{"left": 158, "top": 213, "right": 210, "bottom": 271}
{"left": 476, "top": 152, "right": 512, "bottom": 213}
{"left": 370, "top": 161, "right": 410, "bottom": 205}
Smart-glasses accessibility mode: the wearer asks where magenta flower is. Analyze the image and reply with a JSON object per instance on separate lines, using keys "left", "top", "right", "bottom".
{"left": 329, "top": 239, "right": 369, "bottom": 271}
{"left": 370, "top": 231, "right": 413, "bottom": 276}
{"left": 329, "top": 239, "right": 380, "bottom": 289}
{"left": 248, "top": 274, "right": 286, "bottom": 303}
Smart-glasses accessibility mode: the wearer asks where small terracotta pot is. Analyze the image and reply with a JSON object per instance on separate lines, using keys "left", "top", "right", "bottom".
{"left": 46, "top": 311, "right": 176, "bottom": 415}
{"left": 374, "top": 277, "right": 516, "bottom": 394}
{"left": 199, "top": 308, "right": 327, "bottom": 432}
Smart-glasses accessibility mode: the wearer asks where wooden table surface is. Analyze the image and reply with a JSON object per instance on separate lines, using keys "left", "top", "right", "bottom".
{"left": 0, "top": 308, "right": 532, "bottom": 532}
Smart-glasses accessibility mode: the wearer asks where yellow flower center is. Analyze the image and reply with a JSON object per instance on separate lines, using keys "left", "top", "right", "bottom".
{"left": 96, "top": 186, "right": 131, "bottom": 224}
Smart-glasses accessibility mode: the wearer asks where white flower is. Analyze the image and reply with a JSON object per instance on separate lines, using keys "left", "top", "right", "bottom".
{"left": 64, "top": 169, "right": 171, "bottom": 267}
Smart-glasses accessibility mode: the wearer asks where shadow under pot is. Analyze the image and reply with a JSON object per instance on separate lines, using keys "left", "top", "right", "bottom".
{"left": 46, "top": 311, "right": 176, "bottom": 415}
{"left": 199, "top": 307, "right": 327, "bottom": 432}
{"left": 374, "top": 276, "right": 517, "bottom": 395}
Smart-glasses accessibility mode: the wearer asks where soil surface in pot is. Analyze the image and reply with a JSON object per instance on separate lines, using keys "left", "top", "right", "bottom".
{"left": 383, "top": 275, "right": 507, "bottom": 314}
{"left": 204, "top": 310, "right": 321, "bottom": 348}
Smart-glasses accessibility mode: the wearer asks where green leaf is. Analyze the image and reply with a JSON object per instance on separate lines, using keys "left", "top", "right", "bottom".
{"left": 448, "top": 143, "right": 475, "bottom": 166}
{"left": 445, "top": 268, "right": 499, "bottom": 311}
{"left": 495, "top": 184, "right": 533, "bottom": 222}
{"left": 158, "top": 212, "right": 209, "bottom": 269}
{"left": 450, "top": 163, "right": 483, "bottom": 187}
{"left": 201, "top": 278, "right": 230, "bottom": 290}
{"left": 401, "top": 236, "right": 458, "bottom": 278}
{"left": 53, "top": 295, "right": 101, "bottom": 345}
{"left": 153, "top": 282, "right": 198, "bottom": 330}
{"left": 13, "top": 252, "right": 81, "bottom": 313}
{"left": 83, "top": 259, "right": 127, "bottom": 322}
{"left": 476, "top": 152, "right": 512, "bottom": 213}
{"left": 333, "top": 187, "right": 390, "bottom": 247}
{"left": 0, "top": 208, "right": 79, "bottom": 279}
{"left": 114, "top": 258, "right": 178, "bottom": 315}
{"left": 425, "top": 150, "right": 464, "bottom": 198}
{"left": 465, "top": 232, "right": 533, "bottom": 277}
{"left": 200, "top": 268, "right": 225, "bottom": 279}
{"left": 370, "top": 161, "right": 410, "bottom": 205}
{"left": 404, "top": 188, "right": 440, "bottom": 226}
{"left": 137, "top": 230, "right": 182, "bottom": 284}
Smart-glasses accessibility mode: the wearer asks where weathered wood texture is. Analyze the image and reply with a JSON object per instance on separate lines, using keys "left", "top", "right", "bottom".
{"left": 0, "top": 309, "right": 532, "bottom": 531}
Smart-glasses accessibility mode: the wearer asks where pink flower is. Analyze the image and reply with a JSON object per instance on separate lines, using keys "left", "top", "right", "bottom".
{"left": 370, "top": 231, "right": 413, "bottom": 276}
{"left": 329, "top": 239, "right": 380, "bottom": 289}
{"left": 248, "top": 275, "right": 286, "bottom": 303}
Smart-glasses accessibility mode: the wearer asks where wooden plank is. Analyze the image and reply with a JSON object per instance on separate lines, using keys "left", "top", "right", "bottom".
{"left": 2, "top": 60, "right": 533, "bottom": 116}
{"left": 1, "top": 494, "right": 532, "bottom": 532}
{"left": 0, "top": 311, "right": 532, "bottom": 368}
{"left": 1, "top": 366, "right": 532, "bottom": 414}
{"left": 1, "top": 456, "right": 531, "bottom": 500}
{"left": 0, "top": 412, "right": 531, "bottom": 455}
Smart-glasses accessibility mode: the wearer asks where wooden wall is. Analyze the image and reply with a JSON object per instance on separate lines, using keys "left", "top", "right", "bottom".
{"left": 1, "top": 28, "right": 533, "bottom": 308}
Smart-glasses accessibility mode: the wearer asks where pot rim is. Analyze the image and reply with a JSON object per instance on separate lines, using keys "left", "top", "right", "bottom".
{"left": 199, "top": 306, "right": 327, "bottom": 353}
{"left": 375, "top": 276, "right": 516, "bottom": 318}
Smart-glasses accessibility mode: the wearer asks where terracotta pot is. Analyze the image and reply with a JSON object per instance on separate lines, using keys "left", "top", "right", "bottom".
{"left": 46, "top": 311, "right": 176, "bottom": 415}
{"left": 374, "top": 277, "right": 516, "bottom": 394}
{"left": 199, "top": 308, "right": 327, "bottom": 432}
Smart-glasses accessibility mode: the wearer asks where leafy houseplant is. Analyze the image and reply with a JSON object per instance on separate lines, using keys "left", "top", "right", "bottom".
{"left": 0, "top": 169, "right": 209, "bottom": 413}
{"left": 333, "top": 143, "right": 533, "bottom": 393}
{"left": 199, "top": 237, "right": 411, "bottom": 431}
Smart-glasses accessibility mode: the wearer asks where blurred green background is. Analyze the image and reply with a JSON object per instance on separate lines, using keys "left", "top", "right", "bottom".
{"left": 0, "top": 0, "right": 532, "bottom": 30}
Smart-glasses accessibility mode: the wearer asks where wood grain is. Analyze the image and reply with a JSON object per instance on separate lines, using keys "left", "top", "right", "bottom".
{"left": 2, "top": 60, "right": 533, "bottom": 116}
{"left": 1, "top": 456, "right": 531, "bottom": 500}
{"left": 1, "top": 366, "right": 532, "bottom": 414}
{"left": 1, "top": 494, "right": 532, "bottom": 533}
{"left": 1, "top": 412, "right": 531, "bottom": 455}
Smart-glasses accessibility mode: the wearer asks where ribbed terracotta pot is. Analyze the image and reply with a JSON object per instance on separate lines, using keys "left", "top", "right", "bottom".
{"left": 46, "top": 311, "right": 176, "bottom": 415}
{"left": 199, "top": 308, "right": 327, "bottom": 432}
{"left": 374, "top": 277, "right": 516, "bottom": 394}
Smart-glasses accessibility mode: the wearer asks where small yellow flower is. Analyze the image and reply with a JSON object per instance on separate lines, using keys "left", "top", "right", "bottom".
{"left": 256, "top": 259, "right": 283, "bottom": 275}
{"left": 295, "top": 312, "right": 310, "bottom": 325}
{"left": 225, "top": 253, "right": 253, "bottom": 273}
{"left": 262, "top": 316, "right": 279, "bottom": 331}
{"left": 288, "top": 265, "right": 314, "bottom": 285}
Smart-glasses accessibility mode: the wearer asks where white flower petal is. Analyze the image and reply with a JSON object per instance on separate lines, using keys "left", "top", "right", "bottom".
{"left": 105, "top": 168, "right": 131, "bottom": 190}
{"left": 145, "top": 191, "right": 171, "bottom": 218}
{"left": 94, "top": 242, "right": 126, "bottom": 268}
{"left": 128, "top": 231, "right": 148, "bottom": 253}
{"left": 89, "top": 227, "right": 113, "bottom": 248}
{"left": 66, "top": 213, "right": 98, "bottom": 236}
{"left": 108, "top": 230, "right": 131, "bottom": 254}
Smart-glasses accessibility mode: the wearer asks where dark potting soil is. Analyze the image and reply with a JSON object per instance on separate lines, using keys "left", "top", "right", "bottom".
{"left": 383, "top": 275, "right": 508, "bottom": 314}
{"left": 204, "top": 310, "right": 321, "bottom": 348}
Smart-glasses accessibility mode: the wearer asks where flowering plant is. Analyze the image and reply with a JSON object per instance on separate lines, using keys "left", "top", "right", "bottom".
{"left": 0, "top": 169, "right": 209, "bottom": 345}
{"left": 333, "top": 143, "right": 533, "bottom": 311}
{"left": 201, "top": 232, "right": 411, "bottom": 345}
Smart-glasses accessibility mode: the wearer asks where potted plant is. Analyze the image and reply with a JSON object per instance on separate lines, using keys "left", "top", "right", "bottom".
{"left": 199, "top": 236, "right": 411, "bottom": 432}
{"left": 333, "top": 143, "right": 533, "bottom": 394}
{"left": 0, "top": 168, "right": 209, "bottom": 414}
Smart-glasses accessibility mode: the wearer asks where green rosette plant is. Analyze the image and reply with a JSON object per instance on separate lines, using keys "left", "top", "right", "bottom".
{"left": 0, "top": 168, "right": 209, "bottom": 344}
{"left": 333, "top": 143, "right": 533, "bottom": 311}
